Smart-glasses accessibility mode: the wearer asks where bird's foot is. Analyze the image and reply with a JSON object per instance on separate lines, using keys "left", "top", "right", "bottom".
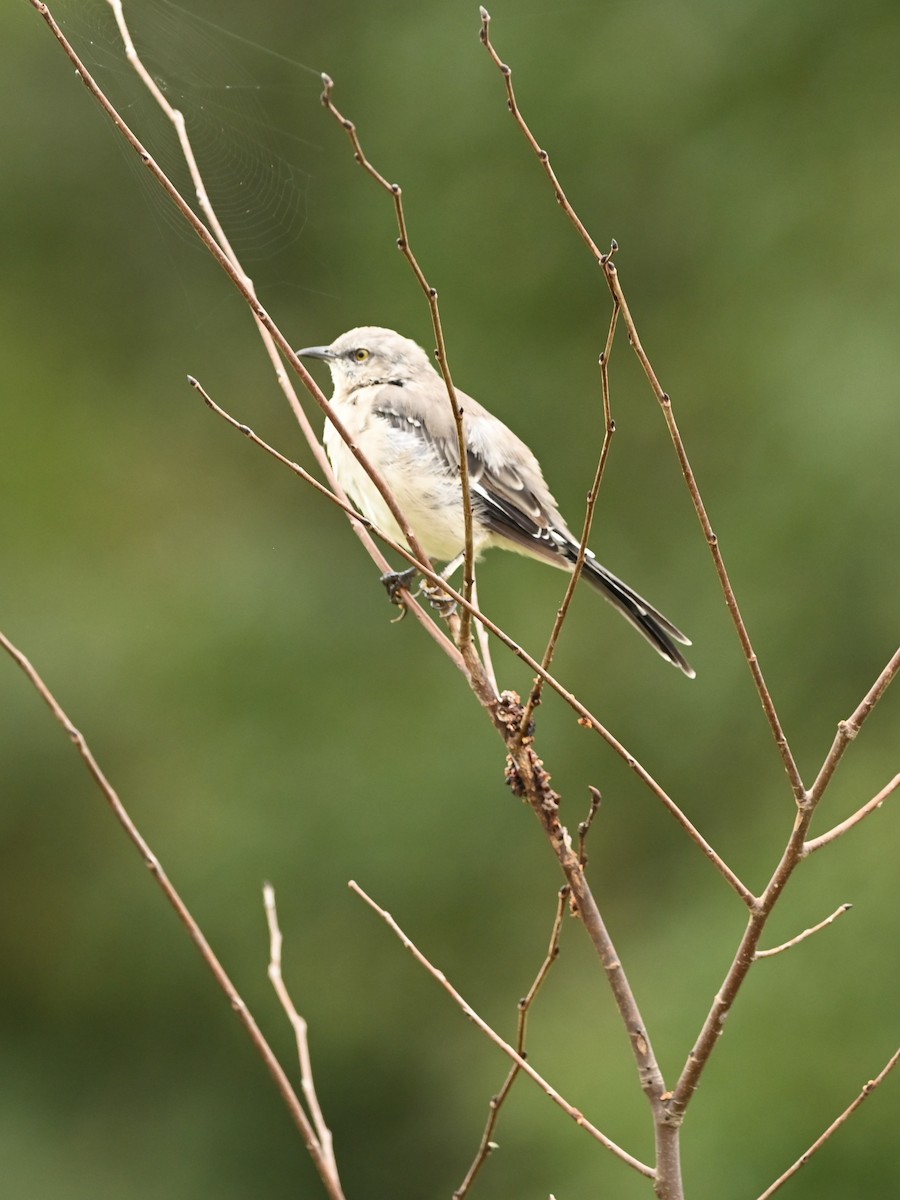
{"left": 381, "top": 567, "right": 419, "bottom": 622}
{"left": 420, "top": 578, "right": 458, "bottom": 617}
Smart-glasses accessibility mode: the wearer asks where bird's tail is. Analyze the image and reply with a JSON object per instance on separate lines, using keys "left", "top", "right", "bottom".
{"left": 575, "top": 550, "right": 695, "bottom": 678}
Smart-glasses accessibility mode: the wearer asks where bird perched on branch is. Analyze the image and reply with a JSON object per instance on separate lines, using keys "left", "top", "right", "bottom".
{"left": 297, "top": 326, "right": 694, "bottom": 677}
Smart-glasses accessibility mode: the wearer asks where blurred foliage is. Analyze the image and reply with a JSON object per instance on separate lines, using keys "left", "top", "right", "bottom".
{"left": 2, "top": 0, "right": 898, "bottom": 1197}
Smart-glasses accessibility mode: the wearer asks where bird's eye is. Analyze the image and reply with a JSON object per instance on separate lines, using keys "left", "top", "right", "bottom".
{"left": 352, "top": 347, "right": 370, "bottom": 362}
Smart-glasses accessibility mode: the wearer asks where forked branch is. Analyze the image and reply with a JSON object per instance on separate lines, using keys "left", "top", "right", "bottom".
{"left": 454, "top": 886, "right": 569, "bottom": 1199}
{"left": 754, "top": 904, "right": 852, "bottom": 959}
{"left": 264, "top": 884, "right": 339, "bottom": 1180}
{"left": 479, "top": 5, "right": 805, "bottom": 802}
{"left": 804, "top": 774, "right": 900, "bottom": 857}
{"left": 349, "top": 880, "right": 654, "bottom": 1179}
{"left": 809, "top": 645, "right": 900, "bottom": 802}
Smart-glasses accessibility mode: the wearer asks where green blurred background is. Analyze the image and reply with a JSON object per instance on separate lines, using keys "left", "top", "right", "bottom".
{"left": 2, "top": 0, "right": 898, "bottom": 1196}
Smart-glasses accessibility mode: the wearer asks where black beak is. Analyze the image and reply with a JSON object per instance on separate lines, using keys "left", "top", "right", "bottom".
{"left": 295, "top": 345, "right": 334, "bottom": 361}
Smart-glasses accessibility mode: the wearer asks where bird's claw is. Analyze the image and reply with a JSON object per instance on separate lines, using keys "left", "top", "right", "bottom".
{"left": 381, "top": 567, "right": 418, "bottom": 621}
{"left": 420, "top": 578, "right": 458, "bottom": 617}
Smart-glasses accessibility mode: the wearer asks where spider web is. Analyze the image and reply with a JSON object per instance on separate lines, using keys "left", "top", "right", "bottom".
{"left": 54, "top": 0, "right": 324, "bottom": 275}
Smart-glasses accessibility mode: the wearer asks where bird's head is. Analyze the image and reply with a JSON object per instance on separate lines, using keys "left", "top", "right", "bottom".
{"left": 296, "top": 327, "right": 434, "bottom": 392}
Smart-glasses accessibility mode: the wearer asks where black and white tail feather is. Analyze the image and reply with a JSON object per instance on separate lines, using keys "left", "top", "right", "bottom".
{"left": 466, "top": 472, "right": 695, "bottom": 678}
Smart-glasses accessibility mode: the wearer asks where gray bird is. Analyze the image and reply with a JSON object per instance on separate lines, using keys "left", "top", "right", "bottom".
{"left": 297, "top": 326, "right": 694, "bottom": 677}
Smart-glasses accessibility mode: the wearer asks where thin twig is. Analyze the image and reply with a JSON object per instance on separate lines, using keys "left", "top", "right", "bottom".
{"left": 670, "top": 779, "right": 842, "bottom": 1119}
{"left": 320, "top": 74, "right": 478, "bottom": 652}
{"left": 519, "top": 302, "right": 619, "bottom": 738}
{"left": 629, "top": 324, "right": 805, "bottom": 801}
{"left": 263, "top": 884, "right": 338, "bottom": 1178}
{"left": 578, "top": 787, "right": 603, "bottom": 868}
{"left": 754, "top": 904, "right": 852, "bottom": 959}
{"left": 809, "top": 646, "right": 900, "bottom": 803}
{"left": 454, "top": 887, "right": 569, "bottom": 1199}
{"left": 803, "top": 774, "right": 900, "bottom": 857}
{"left": 480, "top": 6, "right": 806, "bottom": 804}
{"left": 755, "top": 1046, "right": 900, "bottom": 1200}
{"left": 349, "top": 881, "right": 653, "bottom": 1179}
{"left": 0, "top": 630, "right": 346, "bottom": 1200}
{"left": 479, "top": 8, "right": 602, "bottom": 261}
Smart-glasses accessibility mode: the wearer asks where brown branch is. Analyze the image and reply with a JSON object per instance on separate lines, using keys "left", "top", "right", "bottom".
{"left": 755, "top": 1045, "right": 900, "bottom": 1200}
{"left": 809, "top": 645, "right": 900, "bottom": 803}
{"left": 578, "top": 787, "right": 603, "bottom": 868}
{"left": 479, "top": 8, "right": 602, "bottom": 260}
{"left": 0, "top": 630, "right": 346, "bottom": 1200}
{"left": 348, "top": 880, "right": 654, "bottom": 1179}
{"left": 669, "top": 673, "right": 896, "bottom": 1113}
{"left": 500, "top": 728, "right": 668, "bottom": 1110}
{"left": 616, "top": 295, "right": 806, "bottom": 801}
{"left": 671, "top": 781, "right": 842, "bottom": 1119}
{"left": 803, "top": 774, "right": 900, "bottom": 857}
{"left": 320, "top": 74, "right": 478, "bottom": 650}
{"left": 263, "top": 884, "right": 339, "bottom": 1182}
{"left": 479, "top": 6, "right": 806, "bottom": 803}
{"left": 754, "top": 904, "right": 852, "bottom": 959}
{"left": 454, "top": 887, "right": 569, "bottom": 1199}
{"left": 519, "top": 302, "right": 619, "bottom": 738}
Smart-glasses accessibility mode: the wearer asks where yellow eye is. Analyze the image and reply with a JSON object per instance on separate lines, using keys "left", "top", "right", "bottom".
{"left": 353, "top": 347, "right": 370, "bottom": 362}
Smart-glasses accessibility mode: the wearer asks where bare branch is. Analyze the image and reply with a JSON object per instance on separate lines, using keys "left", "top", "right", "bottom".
{"left": 754, "top": 904, "right": 852, "bottom": 959}
{"left": 755, "top": 1045, "right": 900, "bottom": 1200}
{"left": 479, "top": 8, "right": 603, "bottom": 260}
{"left": 809, "top": 645, "right": 900, "bottom": 803}
{"left": 263, "top": 884, "right": 339, "bottom": 1181}
{"left": 803, "top": 774, "right": 900, "bottom": 857}
{"left": 500, "top": 706, "right": 693, "bottom": 1198}
{"left": 348, "top": 880, "right": 654, "bottom": 1179}
{"left": 519, "top": 302, "right": 619, "bottom": 738}
{"left": 454, "top": 887, "right": 569, "bottom": 1199}
{"left": 0, "top": 630, "right": 346, "bottom": 1200}
{"left": 320, "top": 74, "right": 478, "bottom": 650}
{"left": 578, "top": 787, "right": 603, "bottom": 868}
{"left": 480, "top": 6, "right": 806, "bottom": 804}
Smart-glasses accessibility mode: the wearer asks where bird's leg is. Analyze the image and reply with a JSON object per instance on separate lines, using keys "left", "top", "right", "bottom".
{"left": 419, "top": 576, "right": 458, "bottom": 617}
{"left": 380, "top": 567, "right": 419, "bottom": 621}
{"left": 418, "top": 553, "right": 464, "bottom": 618}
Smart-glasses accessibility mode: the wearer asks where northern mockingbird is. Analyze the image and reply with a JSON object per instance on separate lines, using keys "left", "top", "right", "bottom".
{"left": 297, "top": 326, "right": 694, "bottom": 677}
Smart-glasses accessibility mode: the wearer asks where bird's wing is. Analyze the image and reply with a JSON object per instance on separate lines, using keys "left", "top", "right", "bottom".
{"left": 370, "top": 382, "right": 694, "bottom": 673}
{"left": 370, "top": 384, "right": 570, "bottom": 558}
